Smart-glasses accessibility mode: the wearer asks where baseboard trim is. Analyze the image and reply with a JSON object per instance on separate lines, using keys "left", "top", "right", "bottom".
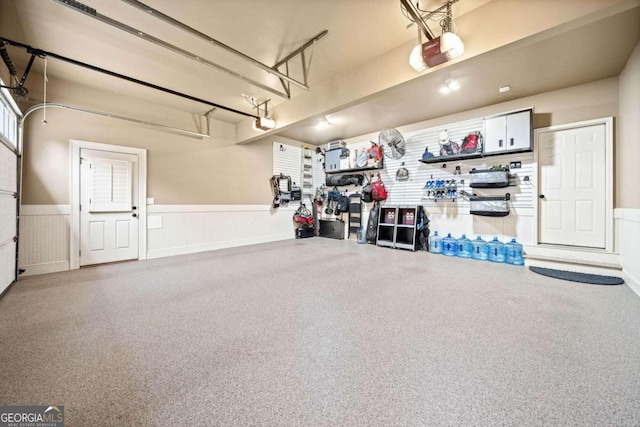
{"left": 623, "top": 271, "right": 640, "bottom": 298}
{"left": 525, "top": 245, "right": 620, "bottom": 269}
{"left": 147, "top": 233, "right": 294, "bottom": 259}
{"left": 19, "top": 261, "right": 70, "bottom": 277}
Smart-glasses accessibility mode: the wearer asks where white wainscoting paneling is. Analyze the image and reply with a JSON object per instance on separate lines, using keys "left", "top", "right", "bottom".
{"left": 19, "top": 205, "right": 71, "bottom": 276}
{"left": 146, "top": 205, "right": 297, "bottom": 259}
{"left": 615, "top": 208, "right": 640, "bottom": 297}
{"left": 424, "top": 207, "right": 535, "bottom": 245}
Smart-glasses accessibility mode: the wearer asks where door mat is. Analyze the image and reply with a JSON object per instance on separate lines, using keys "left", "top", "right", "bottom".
{"left": 529, "top": 266, "right": 624, "bottom": 285}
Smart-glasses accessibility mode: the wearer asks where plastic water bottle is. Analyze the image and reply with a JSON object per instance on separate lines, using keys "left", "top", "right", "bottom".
{"left": 429, "top": 231, "right": 442, "bottom": 254}
{"left": 488, "top": 237, "right": 506, "bottom": 263}
{"left": 442, "top": 233, "right": 458, "bottom": 256}
{"left": 457, "top": 234, "right": 473, "bottom": 258}
{"left": 471, "top": 236, "right": 489, "bottom": 261}
{"left": 357, "top": 226, "right": 367, "bottom": 244}
{"left": 505, "top": 238, "right": 524, "bottom": 265}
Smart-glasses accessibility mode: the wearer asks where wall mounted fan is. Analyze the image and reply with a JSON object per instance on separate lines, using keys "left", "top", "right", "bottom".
{"left": 379, "top": 128, "right": 406, "bottom": 159}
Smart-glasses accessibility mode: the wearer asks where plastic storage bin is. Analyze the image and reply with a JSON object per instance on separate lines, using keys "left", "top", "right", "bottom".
{"left": 505, "top": 238, "right": 524, "bottom": 265}
{"left": 487, "top": 237, "right": 506, "bottom": 263}
{"left": 470, "top": 195, "right": 510, "bottom": 217}
{"left": 469, "top": 168, "right": 510, "bottom": 188}
{"left": 429, "top": 231, "right": 442, "bottom": 253}
{"left": 471, "top": 236, "right": 489, "bottom": 261}
{"left": 457, "top": 234, "right": 473, "bottom": 258}
{"left": 442, "top": 233, "right": 458, "bottom": 256}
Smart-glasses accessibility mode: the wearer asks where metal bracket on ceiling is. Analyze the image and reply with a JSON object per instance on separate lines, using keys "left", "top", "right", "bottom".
{"left": 204, "top": 108, "right": 216, "bottom": 135}
{"left": 404, "top": 0, "right": 459, "bottom": 35}
{"left": 271, "top": 30, "right": 328, "bottom": 99}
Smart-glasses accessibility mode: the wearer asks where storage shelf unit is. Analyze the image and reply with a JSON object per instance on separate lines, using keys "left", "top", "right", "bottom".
{"left": 376, "top": 206, "right": 422, "bottom": 251}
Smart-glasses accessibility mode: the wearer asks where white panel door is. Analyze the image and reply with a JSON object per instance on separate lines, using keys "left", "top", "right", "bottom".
{"left": 539, "top": 124, "right": 606, "bottom": 248}
{"left": 80, "top": 149, "right": 139, "bottom": 266}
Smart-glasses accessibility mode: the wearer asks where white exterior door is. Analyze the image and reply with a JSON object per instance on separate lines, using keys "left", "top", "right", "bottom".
{"left": 80, "top": 149, "right": 139, "bottom": 266}
{"left": 538, "top": 124, "right": 606, "bottom": 248}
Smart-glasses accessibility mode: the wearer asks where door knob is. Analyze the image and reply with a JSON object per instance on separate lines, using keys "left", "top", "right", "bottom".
{"left": 539, "top": 194, "right": 545, "bottom": 199}
{"left": 132, "top": 213, "right": 138, "bottom": 218}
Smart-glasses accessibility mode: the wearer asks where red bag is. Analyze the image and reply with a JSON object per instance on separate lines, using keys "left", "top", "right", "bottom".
{"left": 371, "top": 173, "right": 388, "bottom": 201}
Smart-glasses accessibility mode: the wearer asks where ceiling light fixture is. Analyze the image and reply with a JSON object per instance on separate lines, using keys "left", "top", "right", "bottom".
{"left": 440, "top": 79, "right": 460, "bottom": 95}
{"left": 499, "top": 85, "right": 511, "bottom": 93}
{"left": 316, "top": 116, "right": 333, "bottom": 130}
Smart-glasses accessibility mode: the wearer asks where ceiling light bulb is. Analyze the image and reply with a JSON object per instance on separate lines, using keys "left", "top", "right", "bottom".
{"left": 440, "top": 86, "right": 451, "bottom": 95}
{"left": 409, "top": 44, "right": 428, "bottom": 72}
{"left": 447, "top": 80, "right": 460, "bottom": 91}
{"left": 499, "top": 85, "right": 511, "bottom": 93}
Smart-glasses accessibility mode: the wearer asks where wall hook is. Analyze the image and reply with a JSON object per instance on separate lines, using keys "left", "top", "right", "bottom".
{"left": 279, "top": 144, "right": 286, "bottom": 151}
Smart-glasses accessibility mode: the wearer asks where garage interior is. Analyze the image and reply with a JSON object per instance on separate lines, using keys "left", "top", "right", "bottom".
{"left": 1, "top": 0, "right": 640, "bottom": 425}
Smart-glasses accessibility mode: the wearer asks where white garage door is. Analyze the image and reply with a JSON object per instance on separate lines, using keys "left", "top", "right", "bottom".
{"left": 0, "top": 88, "right": 19, "bottom": 296}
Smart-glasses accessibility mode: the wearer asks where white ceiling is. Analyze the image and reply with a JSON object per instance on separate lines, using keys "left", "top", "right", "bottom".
{"left": 1, "top": 0, "right": 639, "bottom": 144}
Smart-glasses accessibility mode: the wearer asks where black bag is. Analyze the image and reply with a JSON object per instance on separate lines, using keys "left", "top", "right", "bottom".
{"left": 366, "top": 203, "right": 380, "bottom": 243}
{"left": 335, "top": 195, "right": 350, "bottom": 214}
{"left": 326, "top": 174, "right": 364, "bottom": 186}
{"left": 362, "top": 175, "right": 373, "bottom": 203}
{"left": 291, "top": 185, "right": 302, "bottom": 201}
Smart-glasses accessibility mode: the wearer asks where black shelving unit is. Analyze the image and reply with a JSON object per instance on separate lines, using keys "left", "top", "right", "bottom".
{"left": 376, "top": 206, "right": 422, "bottom": 251}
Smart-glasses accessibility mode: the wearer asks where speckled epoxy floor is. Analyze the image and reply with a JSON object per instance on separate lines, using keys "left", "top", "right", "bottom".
{"left": 1, "top": 238, "right": 639, "bottom": 426}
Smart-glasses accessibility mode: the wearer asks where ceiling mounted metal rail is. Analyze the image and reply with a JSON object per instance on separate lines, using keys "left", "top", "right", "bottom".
{"left": 0, "top": 37, "right": 259, "bottom": 119}
{"left": 121, "top": 0, "right": 314, "bottom": 92}
{"left": 52, "top": 0, "right": 292, "bottom": 99}
{"left": 22, "top": 103, "right": 212, "bottom": 138}
{"left": 400, "top": 0, "right": 435, "bottom": 40}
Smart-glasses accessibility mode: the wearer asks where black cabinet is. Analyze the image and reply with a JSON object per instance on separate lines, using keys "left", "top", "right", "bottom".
{"left": 319, "top": 219, "right": 345, "bottom": 240}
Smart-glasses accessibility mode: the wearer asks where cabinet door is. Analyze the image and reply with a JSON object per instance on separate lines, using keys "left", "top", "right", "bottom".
{"left": 506, "top": 111, "right": 531, "bottom": 151}
{"left": 483, "top": 115, "right": 506, "bottom": 154}
{"left": 324, "top": 149, "right": 341, "bottom": 172}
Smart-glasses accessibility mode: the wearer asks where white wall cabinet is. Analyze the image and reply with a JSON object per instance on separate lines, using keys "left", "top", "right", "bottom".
{"left": 483, "top": 109, "right": 532, "bottom": 154}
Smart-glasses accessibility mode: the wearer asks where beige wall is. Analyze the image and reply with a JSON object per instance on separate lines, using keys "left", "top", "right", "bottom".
{"left": 346, "top": 77, "right": 619, "bottom": 148}
{"left": 21, "top": 74, "right": 620, "bottom": 206}
{"left": 20, "top": 75, "right": 281, "bottom": 205}
{"left": 618, "top": 41, "right": 640, "bottom": 209}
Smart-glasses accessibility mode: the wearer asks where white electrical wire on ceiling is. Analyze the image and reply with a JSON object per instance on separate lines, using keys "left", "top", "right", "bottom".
{"left": 42, "top": 57, "right": 48, "bottom": 125}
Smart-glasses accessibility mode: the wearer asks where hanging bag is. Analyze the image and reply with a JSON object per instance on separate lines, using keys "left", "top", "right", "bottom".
{"left": 366, "top": 202, "right": 380, "bottom": 243}
{"left": 362, "top": 175, "right": 373, "bottom": 203}
{"left": 335, "top": 195, "right": 350, "bottom": 214}
{"left": 371, "top": 172, "right": 388, "bottom": 201}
